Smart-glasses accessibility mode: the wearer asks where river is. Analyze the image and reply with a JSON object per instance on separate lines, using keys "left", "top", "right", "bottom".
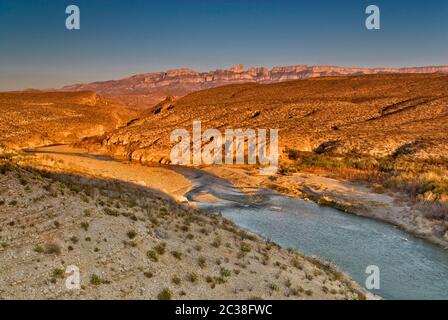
{"left": 28, "top": 147, "right": 448, "bottom": 299}
{"left": 173, "top": 167, "right": 448, "bottom": 300}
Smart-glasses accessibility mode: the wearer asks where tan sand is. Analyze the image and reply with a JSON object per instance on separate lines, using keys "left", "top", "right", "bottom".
{"left": 30, "top": 145, "right": 192, "bottom": 202}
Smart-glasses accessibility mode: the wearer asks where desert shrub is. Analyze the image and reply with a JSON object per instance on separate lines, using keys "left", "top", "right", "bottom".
{"left": 171, "top": 251, "right": 182, "bottom": 260}
{"left": 291, "top": 258, "right": 303, "bottom": 270}
{"left": 44, "top": 243, "right": 61, "bottom": 255}
{"left": 80, "top": 222, "right": 89, "bottom": 231}
{"left": 240, "top": 242, "right": 251, "bottom": 253}
{"left": 51, "top": 268, "right": 64, "bottom": 279}
{"left": 103, "top": 207, "right": 120, "bottom": 216}
{"left": 127, "top": 230, "right": 137, "bottom": 239}
{"left": 158, "top": 288, "right": 172, "bottom": 300}
{"left": 90, "top": 274, "right": 101, "bottom": 285}
{"left": 154, "top": 243, "right": 166, "bottom": 255}
{"left": 211, "top": 237, "right": 221, "bottom": 248}
{"left": 198, "top": 256, "right": 206, "bottom": 269}
{"left": 172, "top": 276, "right": 181, "bottom": 285}
{"left": 70, "top": 236, "right": 79, "bottom": 244}
{"left": 147, "top": 250, "right": 158, "bottom": 262}
{"left": 187, "top": 273, "right": 198, "bottom": 283}
{"left": 269, "top": 283, "right": 279, "bottom": 291}
{"left": 238, "top": 230, "right": 256, "bottom": 241}
{"left": 286, "top": 148, "right": 301, "bottom": 161}
{"left": 220, "top": 268, "right": 231, "bottom": 278}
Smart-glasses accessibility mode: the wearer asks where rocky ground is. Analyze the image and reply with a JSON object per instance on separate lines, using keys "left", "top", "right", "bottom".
{"left": 2, "top": 73, "right": 446, "bottom": 300}
{"left": 74, "top": 74, "right": 448, "bottom": 247}
{"left": 62, "top": 64, "right": 448, "bottom": 109}
{"left": 0, "top": 151, "right": 368, "bottom": 300}
{"left": 80, "top": 73, "right": 448, "bottom": 163}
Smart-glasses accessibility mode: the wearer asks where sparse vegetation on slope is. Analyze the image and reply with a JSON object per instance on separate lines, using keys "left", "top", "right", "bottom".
{"left": 0, "top": 152, "right": 366, "bottom": 299}
{"left": 0, "top": 91, "right": 136, "bottom": 149}
{"left": 82, "top": 74, "right": 448, "bottom": 165}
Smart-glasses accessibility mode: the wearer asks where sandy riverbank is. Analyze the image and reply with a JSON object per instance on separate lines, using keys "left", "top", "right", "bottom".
{"left": 27, "top": 145, "right": 192, "bottom": 202}
{"left": 30, "top": 146, "right": 448, "bottom": 249}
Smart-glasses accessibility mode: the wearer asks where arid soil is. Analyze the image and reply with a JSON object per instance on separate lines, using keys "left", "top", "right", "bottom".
{"left": 0, "top": 91, "right": 136, "bottom": 149}
{"left": 2, "top": 72, "right": 446, "bottom": 300}
{"left": 81, "top": 74, "right": 448, "bottom": 163}
{"left": 29, "top": 145, "right": 192, "bottom": 201}
{"left": 76, "top": 74, "right": 448, "bottom": 247}
{"left": 0, "top": 151, "right": 368, "bottom": 300}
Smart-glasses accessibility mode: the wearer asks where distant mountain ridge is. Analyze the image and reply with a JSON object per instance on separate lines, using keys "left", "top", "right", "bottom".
{"left": 62, "top": 64, "right": 448, "bottom": 108}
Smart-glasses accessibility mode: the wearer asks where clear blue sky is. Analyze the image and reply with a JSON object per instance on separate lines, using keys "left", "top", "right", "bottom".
{"left": 0, "top": 0, "right": 447, "bottom": 90}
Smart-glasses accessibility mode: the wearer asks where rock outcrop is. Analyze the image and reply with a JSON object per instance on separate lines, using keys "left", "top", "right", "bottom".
{"left": 80, "top": 73, "right": 448, "bottom": 164}
{"left": 62, "top": 65, "right": 448, "bottom": 109}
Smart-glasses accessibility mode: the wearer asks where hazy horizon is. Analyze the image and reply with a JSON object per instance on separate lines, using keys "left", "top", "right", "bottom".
{"left": 1, "top": 0, "right": 447, "bottom": 90}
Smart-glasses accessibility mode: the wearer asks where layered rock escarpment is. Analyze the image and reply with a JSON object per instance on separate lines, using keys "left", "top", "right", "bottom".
{"left": 62, "top": 64, "right": 448, "bottom": 108}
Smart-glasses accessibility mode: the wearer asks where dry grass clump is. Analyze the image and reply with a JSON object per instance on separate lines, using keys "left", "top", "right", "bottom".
{"left": 285, "top": 149, "right": 448, "bottom": 220}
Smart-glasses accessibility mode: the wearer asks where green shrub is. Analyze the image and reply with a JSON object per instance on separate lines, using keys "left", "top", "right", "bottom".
{"left": 52, "top": 268, "right": 64, "bottom": 279}
{"left": 220, "top": 268, "right": 231, "bottom": 278}
{"left": 240, "top": 242, "right": 251, "bottom": 253}
{"left": 158, "top": 288, "right": 172, "bottom": 300}
{"left": 33, "top": 245, "right": 44, "bottom": 253}
{"left": 90, "top": 274, "right": 102, "bottom": 285}
{"left": 269, "top": 283, "right": 279, "bottom": 291}
{"left": 147, "top": 250, "right": 158, "bottom": 262}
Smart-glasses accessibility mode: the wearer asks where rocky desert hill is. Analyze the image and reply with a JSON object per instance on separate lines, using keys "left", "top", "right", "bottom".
{"left": 0, "top": 152, "right": 365, "bottom": 299}
{"left": 62, "top": 64, "right": 448, "bottom": 109}
{"left": 81, "top": 73, "right": 448, "bottom": 164}
{"left": 0, "top": 91, "right": 137, "bottom": 150}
